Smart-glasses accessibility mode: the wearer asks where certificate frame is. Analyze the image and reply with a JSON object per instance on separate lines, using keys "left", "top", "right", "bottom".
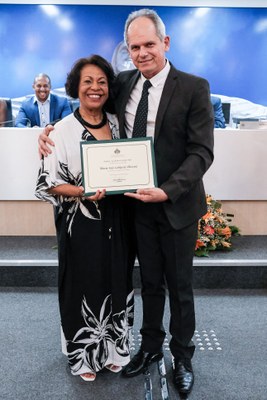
{"left": 80, "top": 137, "right": 158, "bottom": 195}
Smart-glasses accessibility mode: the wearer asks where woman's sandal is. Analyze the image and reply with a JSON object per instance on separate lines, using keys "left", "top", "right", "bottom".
{"left": 105, "top": 364, "right": 122, "bottom": 373}
{"left": 80, "top": 372, "right": 96, "bottom": 382}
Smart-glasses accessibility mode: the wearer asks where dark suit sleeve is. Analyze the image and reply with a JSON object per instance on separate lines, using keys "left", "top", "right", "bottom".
{"left": 160, "top": 77, "right": 214, "bottom": 204}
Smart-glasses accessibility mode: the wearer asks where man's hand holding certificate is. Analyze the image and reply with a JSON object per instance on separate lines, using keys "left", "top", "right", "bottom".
{"left": 124, "top": 187, "right": 168, "bottom": 203}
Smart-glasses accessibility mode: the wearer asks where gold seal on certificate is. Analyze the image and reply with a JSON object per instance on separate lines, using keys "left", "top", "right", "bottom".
{"left": 80, "top": 137, "right": 157, "bottom": 195}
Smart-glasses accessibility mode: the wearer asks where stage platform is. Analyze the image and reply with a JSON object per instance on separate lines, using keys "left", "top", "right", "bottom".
{"left": 0, "top": 235, "right": 266, "bottom": 288}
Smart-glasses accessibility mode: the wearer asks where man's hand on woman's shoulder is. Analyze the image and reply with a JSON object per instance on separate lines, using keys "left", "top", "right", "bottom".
{"left": 38, "top": 124, "right": 55, "bottom": 158}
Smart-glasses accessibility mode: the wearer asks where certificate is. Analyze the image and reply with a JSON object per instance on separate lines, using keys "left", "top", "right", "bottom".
{"left": 80, "top": 137, "right": 157, "bottom": 195}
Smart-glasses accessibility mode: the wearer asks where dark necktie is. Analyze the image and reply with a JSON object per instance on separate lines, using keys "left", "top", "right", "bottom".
{"left": 132, "top": 80, "right": 152, "bottom": 138}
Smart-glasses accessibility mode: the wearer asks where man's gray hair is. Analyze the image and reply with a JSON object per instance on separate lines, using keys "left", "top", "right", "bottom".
{"left": 124, "top": 8, "right": 166, "bottom": 46}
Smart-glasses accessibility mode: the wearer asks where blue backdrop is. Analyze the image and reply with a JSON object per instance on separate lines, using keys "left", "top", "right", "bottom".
{"left": 0, "top": 4, "right": 267, "bottom": 105}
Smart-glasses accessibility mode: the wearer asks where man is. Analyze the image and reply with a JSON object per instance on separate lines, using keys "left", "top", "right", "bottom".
{"left": 38, "top": 9, "right": 214, "bottom": 396}
{"left": 116, "top": 9, "right": 214, "bottom": 396}
{"left": 15, "top": 73, "right": 71, "bottom": 127}
{"left": 211, "top": 95, "right": 226, "bottom": 128}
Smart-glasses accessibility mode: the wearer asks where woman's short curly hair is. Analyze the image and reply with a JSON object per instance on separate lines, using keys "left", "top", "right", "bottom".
{"left": 65, "top": 54, "right": 116, "bottom": 111}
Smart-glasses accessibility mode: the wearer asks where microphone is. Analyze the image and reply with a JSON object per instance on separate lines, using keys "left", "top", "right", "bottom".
{"left": 0, "top": 118, "right": 16, "bottom": 128}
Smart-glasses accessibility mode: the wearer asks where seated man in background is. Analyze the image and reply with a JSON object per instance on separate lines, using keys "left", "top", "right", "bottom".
{"left": 211, "top": 95, "right": 226, "bottom": 128}
{"left": 15, "top": 73, "right": 72, "bottom": 127}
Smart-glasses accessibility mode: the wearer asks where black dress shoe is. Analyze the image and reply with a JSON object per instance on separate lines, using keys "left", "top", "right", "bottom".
{"left": 121, "top": 348, "right": 163, "bottom": 378}
{"left": 173, "top": 359, "right": 194, "bottom": 395}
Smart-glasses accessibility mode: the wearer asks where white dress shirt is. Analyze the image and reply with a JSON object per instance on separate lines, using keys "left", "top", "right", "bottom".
{"left": 125, "top": 60, "right": 171, "bottom": 139}
{"left": 34, "top": 95, "right": 51, "bottom": 127}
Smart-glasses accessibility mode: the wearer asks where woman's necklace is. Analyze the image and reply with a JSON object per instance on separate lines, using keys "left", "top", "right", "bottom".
{"left": 76, "top": 108, "right": 107, "bottom": 129}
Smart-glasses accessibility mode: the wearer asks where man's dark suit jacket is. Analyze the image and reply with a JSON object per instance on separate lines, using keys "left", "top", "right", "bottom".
{"left": 15, "top": 93, "right": 72, "bottom": 127}
{"left": 115, "top": 65, "right": 214, "bottom": 230}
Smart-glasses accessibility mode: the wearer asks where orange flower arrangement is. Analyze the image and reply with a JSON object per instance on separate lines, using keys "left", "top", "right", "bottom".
{"left": 195, "top": 195, "right": 240, "bottom": 257}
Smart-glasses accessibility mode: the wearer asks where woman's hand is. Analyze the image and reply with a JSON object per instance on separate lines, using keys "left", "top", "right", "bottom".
{"left": 48, "top": 185, "right": 106, "bottom": 201}
{"left": 38, "top": 124, "right": 55, "bottom": 158}
{"left": 85, "top": 189, "right": 106, "bottom": 201}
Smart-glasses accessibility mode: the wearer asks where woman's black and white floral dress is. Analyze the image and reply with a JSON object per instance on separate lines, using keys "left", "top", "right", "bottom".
{"left": 35, "top": 113, "right": 134, "bottom": 375}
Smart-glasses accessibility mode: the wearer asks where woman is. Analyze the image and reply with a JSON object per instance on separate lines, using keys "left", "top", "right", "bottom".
{"left": 35, "top": 55, "right": 134, "bottom": 381}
